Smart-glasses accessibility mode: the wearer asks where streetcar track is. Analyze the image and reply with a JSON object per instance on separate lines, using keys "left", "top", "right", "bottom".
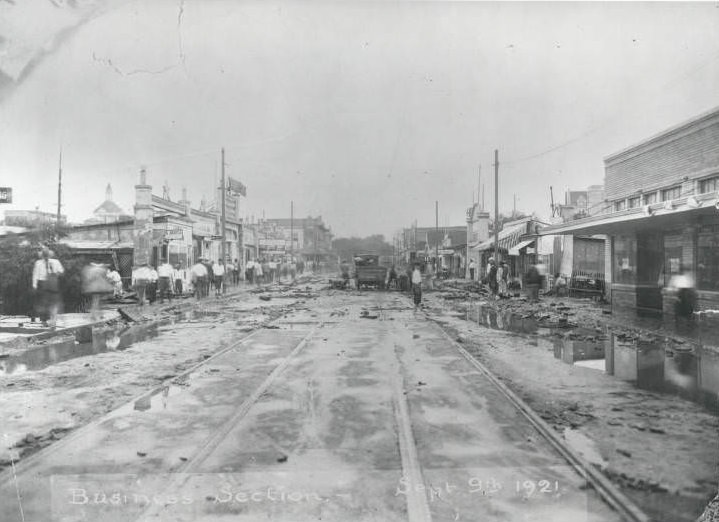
{"left": 422, "top": 305, "right": 652, "bottom": 522}
{"left": 0, "top": 307, "right": 302, "bottom": 489}
{"left": 136, "top": 323, "right": 322, "bottom": 521}
{"left": 392, "top": 342, "right": 434, "bottom": 522}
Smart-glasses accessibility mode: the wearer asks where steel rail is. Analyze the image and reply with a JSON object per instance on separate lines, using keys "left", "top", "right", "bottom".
{"left": 136, "top": 322, "right": 322, "bottom": 521}
{"left": 0, "top": 308, "right": 288, "bottom": 489}
{"left": 391, "top": 342, "right": 434, "bottom": 522}
{"left": 428, "top": 313, "right": 652, "bottom": 522}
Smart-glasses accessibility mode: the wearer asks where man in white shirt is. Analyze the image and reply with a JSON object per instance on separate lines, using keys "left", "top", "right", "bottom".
{"left": 157, "top": 261, "right": 174, "bottom": 303}
{"left": 107, "top": 268, "right": 123, "bottom": 298}
{"left": 212, "top": 260, "right": 225, "bottom": 296}
{"left": 32, "top": 247, "right": 65, "bottom": 326}
{"left": 132, "top": 263, "right": 152, "bottom": 306}
{"left": 190, "top": 260, "right": 208, "bottom": 299}
{"left": 172, "top": 264, "right": 185, "bottom": 296}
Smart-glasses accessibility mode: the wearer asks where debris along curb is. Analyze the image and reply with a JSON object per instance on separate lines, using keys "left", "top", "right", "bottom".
{"left": 442, "top": 281, "right": 715, "bottom": 353}
{"left": 0, "top": 284, "right": 253, "bottom": 351}
{"left": 425, "top": 307, "right": 652, "bottom": 522}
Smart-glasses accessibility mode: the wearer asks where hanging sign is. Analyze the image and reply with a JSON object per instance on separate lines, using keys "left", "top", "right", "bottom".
{"left": 228, "top": 177, "right": 246, "bottom": 197}
{"left": 0, "top": 187, "right": 12, "bottom": 203}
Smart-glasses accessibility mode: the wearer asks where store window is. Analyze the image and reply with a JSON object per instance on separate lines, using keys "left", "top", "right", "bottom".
{"left": 643, "top": 192, "right": 657, "bottom": 205}
{"left": 661, "top": 186, "right": 681, "bottom": 201}
{"left": 628, "top": 196, "right": 641, "bottom": 209}
{"left": 697, "top": 225, "right": 719, "bottom": 291}
{"left": 613, "top": 235, "right": 637, "bottom": 284}
{"left": 699, "top": 176, "right": 719, "bottom": 194}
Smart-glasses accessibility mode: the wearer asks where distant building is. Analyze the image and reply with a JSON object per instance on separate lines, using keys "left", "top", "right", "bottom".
{"left": 3, "top": 209, "right": 66, "bottom": 228}
{"left": 259, "top": 216, "right": 333, "bottom": 264}
{"left": 84, "top": 184, "right": 132, "bottom": 224}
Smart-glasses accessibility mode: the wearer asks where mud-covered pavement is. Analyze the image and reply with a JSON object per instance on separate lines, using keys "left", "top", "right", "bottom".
{"left": 0, "top": 278, "right": 717, "bottom": 521}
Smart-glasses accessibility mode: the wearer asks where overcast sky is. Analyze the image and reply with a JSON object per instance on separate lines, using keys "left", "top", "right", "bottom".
{"left": 1, "top": 1, "right": 718, "bottom": 238}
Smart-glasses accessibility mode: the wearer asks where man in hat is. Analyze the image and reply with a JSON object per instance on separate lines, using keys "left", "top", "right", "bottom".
{"left": 32, "top": 247, "right": 65, "bottom": 326}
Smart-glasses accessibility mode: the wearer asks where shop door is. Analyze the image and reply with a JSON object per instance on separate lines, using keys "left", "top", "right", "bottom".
{"left": 636, "top": 232, "right": 663, "bottom": 312}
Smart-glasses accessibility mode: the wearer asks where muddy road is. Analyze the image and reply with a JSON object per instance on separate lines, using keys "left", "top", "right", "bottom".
{"left": 0, "top": 282, "right": 716, "bottom": 521}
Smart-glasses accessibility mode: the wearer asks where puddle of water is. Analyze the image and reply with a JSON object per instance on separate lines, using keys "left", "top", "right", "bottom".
{"left": 464, "top": 302, "right": 719, "bottom": 412}
{"left": 563, "top": 428, "right": 608, "bottom": 469}
{"left": 605, "top": 337, "right": 719, "bottom": 411}
{"left": 0, "top": 323, "right": 160, "bottom": 376}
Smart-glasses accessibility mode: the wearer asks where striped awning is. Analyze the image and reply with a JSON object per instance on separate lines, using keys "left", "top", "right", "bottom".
{"left": 473, "top": 221, "right": 527, "bottom": 252}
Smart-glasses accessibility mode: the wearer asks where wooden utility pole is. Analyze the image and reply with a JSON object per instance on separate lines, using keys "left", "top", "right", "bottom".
{"left": 221, "top": 148, "right": 226, "bottom": 265}
{"left": 494, "top": 149, "right": 499, "bottom": 260}
{"left": 477, "top": 165, "right": 481, "bottom": 209}
{"left": 435, "top": 200, "right": 439, "bottom": 274}
{"left": 56, "top": 148, "right": 63, "bottom": 225}
{"left": 290, "top": 200, "right": 294, "bottom": 259}
{"left": 513, "top": 193, "right": 516, "bottom": 217}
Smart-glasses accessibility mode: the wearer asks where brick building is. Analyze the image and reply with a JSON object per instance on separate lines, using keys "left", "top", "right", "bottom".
{"left": 539, "top": 106, "right": 719, "bottom": 316}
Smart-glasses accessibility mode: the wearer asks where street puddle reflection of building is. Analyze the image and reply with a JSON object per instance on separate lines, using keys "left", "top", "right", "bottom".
{"left": 464, "top": 302, "right": 719, "bottom": 412}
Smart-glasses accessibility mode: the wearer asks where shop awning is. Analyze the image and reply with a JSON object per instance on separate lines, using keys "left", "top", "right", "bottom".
{"left": 508, "top": 239, "right": 535, "bottom": 256}
{"left": 473, "top": 220, "right": 529, "bottom": 252}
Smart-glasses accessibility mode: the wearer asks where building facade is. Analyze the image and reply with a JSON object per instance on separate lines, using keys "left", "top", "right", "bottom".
{"left": 539, "top": 107, "right": 719, "bottom": 316}
{"left": 258, "top": 216, "right": 333, "bottom": 267}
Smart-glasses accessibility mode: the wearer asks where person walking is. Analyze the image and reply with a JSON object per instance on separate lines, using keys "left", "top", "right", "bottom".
{"left": 107, "top": 267, "right": 123, "bottom": 298}
{"left": 172, "top": 264, "right": 184, "bottom": 297}
{"left": 468, "top": 259, "right": 476, "bottom": 281}
{"left": 499, "top": 261, "right": 509, "bottom": 297}
{"left": 411, "top": 264, "right": 423, "bottom": 309}
{"left": 81, "top": 262, "right": 113, "bottom": 320}
{"left": 525, "top": 262, "right": 542, "bottom": 303}
{"left": 487, "top": 258, "right": 498, "bottom": 298}
{"left": 388, "top": 265, "right": 398, "bottom": 290}
{"left": 32, "top": 247, "right": 64, "bottom": 327}
{"left": 131, "top": 263, "right": 152, "bottom": 306}
{"left": 254, "top": 260, "right": 263, "bottom": 286}
{"left": 201, "top": 258, "right": 214, "bottom": 297}
{"left": 245, "top": 260, "right": 254, "bottom": 285}
{"left": 212, "top": 259, "right": 225, "bottom": 296}
{"left": 147, "top": 265, "right": 159, "bottom": 304}
{"left": 157, "top": 260, "right": 174, "bottom": 303}
{"left": 233, "top": 259, "right": 240, "bottom": 285}
{"left": 268, "top": 259, "right": 277, "bottom": 283}
{"left": 190, "top": 259, "right": 208, "bottom": 299}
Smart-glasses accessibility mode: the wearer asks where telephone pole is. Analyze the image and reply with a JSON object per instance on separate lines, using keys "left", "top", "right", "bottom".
{"left": 494, "top": 149, "right": 499, "bottom": 261}
{"left": 435, "top": 200, "right": 439, "bottom": 275}
{"left": 290, "top": 200, "right": 294, "bottom": 259}
{"left": 477, "top": 165, "right": 481, "bottom": 209}
{"left": 221, "top": 148, "right": 226, "bottom": 265}
{"left": 56, "top": 148, "right": 63, "bottom": 225}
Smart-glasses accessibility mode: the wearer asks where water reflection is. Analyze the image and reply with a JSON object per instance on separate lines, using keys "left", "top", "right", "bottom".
{"left": 0, "top": 323, "right": 160, "bottom": 376}
{"left": 605, "top": 336, "right": 719, "bottom": 411}
{"left": 464, "top": 301, "right": 719, "bottom": 412}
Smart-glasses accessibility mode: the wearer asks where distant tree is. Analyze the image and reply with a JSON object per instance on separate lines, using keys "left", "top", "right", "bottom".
{"left": 0, "top": 224, "right": 85, "bottom": 315}
{"left": 332, "top": 234, "right": 393, "bottom": 262}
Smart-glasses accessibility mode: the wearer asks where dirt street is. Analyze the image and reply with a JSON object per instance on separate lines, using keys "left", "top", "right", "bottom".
{"left": 0, "top": 280, "right": 716, "bottom": 522}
